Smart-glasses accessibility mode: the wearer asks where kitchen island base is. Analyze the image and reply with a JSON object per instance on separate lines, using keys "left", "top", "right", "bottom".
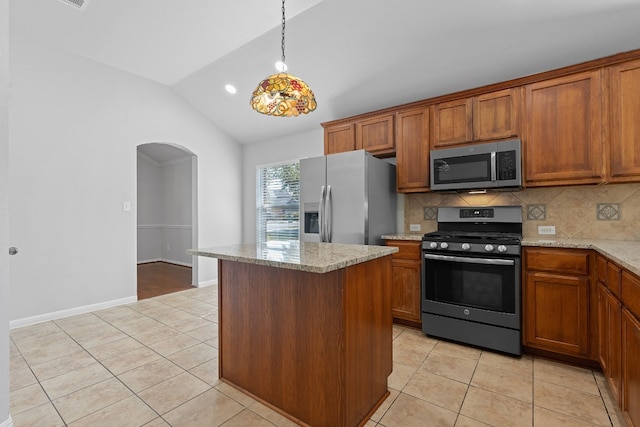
{"left": 218, "top": 256, "right": 393, "bottom": 427}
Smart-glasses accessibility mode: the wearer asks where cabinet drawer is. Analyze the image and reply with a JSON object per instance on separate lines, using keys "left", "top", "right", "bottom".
{"left": 386, "top": 241, "right": 421, "bottom": 260}
{"left": 622, "top": 270, "right": 640, "bottom": 320}
{"left": 524, "top": 248, "right": 590, "bottom": 276}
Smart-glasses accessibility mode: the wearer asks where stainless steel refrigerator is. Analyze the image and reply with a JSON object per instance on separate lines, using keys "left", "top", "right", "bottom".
{"left": 300, "top": 150, "right": 397, "bottom": 245}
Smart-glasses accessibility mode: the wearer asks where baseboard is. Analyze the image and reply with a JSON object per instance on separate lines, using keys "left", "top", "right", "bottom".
{"left": 137, "top": 258, "right": 192, "bottom": 268}
{"left": 0, "top": 415, "right": 13, "bottom": 427}
{"left": 196, "top": 278, "right": 217, "bottom": 288}
{"left": 10, "top": 296, "right": 137, "bottom": 330}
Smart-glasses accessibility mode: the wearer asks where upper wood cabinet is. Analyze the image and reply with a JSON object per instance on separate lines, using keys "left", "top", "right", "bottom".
{"left": 396, "top": 107, "right": 430, "bottom": 192}
{"left": 355, "top": 113, "right": 395, "bottom": 156}
{"left": 523, "top": 70, "right": 604, "bottom": 187}
{"left": 608, "top": 58, "right": 640, "bottom": 182}
{"left": 324, "top": 123, "right": 356, "bottom": 155}
{"left": 432, "top": 98, "right": 472, "bottom": 147}
{"left": 432, "top": 89, "right": 519, "bottom": 148}
{"left": 473, "top": 88, "right": 520, "bottom": 141}
{"left": 323, "top": 113, "right": 394, "bottom": 157}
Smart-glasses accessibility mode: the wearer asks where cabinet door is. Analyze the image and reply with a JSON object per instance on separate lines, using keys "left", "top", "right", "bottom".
{"left": 524, "top": 70, "right": 603, "bottom": 186}
{"left": 598, "top": 283, "right": 622, "bottom": 401}
{"left": 396, "top": 107, "right": 430, "bottom": 192}
{"left": 524, "top": 271, "right": 590, "bottom": 357}
{"left": 355, "top": 114, "right": 395, "bottom": 156}
{"left": 622, "top": 308, "right": 640, "bottom": 427}
{"left": 324, "top": 123, "right": 356, "bottom": 155}
{"left": 432, "top": 98, "right": 473, "bottom": 148}
{"left": 391, "top": 258, "right": 422, "bottom": 323}
{"left": 609, "top": 59, "right": 640, "bottom": 182}
{"left": 473, "top": 88, "right": 519, "bottom": 141}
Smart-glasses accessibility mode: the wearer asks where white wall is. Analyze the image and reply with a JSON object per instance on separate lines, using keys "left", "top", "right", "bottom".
{"left": 9, "top": 35, "right": 242, "bottom": 325}
{"left": 0, "top": 0, "right": 10, "bottom": 422}
{"left": 137, "top": 152, "right": 193, "bottom": 266}
{"left": 242, "top": 128, "right": 324, "bottom": 243}
{"left": 137, "top": 152, "right": 163, "bottom": 262}
{"left": 161, "top": 157, "right": 193, "bottom": 265}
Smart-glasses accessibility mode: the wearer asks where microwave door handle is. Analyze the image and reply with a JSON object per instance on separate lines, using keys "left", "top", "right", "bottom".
{"left": 424, "top": 253, "right": 514, "bottom": 266}
{"left": 490, "top": 152, "right": 497, "bottom": 181}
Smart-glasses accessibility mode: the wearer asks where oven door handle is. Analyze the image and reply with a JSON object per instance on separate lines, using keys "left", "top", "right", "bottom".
{"left": 424, "top": 253, "right": 515, "bottom": 266}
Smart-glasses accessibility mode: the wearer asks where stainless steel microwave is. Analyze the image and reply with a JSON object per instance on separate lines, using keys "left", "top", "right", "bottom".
{"left": 430, "top": 139, "right": 522, "bottom": 191}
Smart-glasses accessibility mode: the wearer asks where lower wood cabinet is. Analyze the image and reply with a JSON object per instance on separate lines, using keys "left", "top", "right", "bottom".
{"left": 523, "top": 248, "right": 595, "bottom": 359}
{"left": 385, "top": 240, "right": 422, "bottom": 326}
{"left": 622, "top": 307, "right": 640, "bottom": 427}
{"left": 598, "top": 282, "right": 622, "bottom": 401}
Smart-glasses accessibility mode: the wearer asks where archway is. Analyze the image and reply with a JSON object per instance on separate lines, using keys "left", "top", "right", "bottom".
{"left": 136, "top": 142, "right": 198, "bottom": 298}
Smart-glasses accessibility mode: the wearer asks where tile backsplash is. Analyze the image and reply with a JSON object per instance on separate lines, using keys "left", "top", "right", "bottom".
{"left": 404, "top": 182, "right": 640, "bottom": 240}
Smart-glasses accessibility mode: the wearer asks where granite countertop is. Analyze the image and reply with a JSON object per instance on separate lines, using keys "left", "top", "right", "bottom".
{"left": 382, "top": 234, "right": 640, "bottom": 277}
{"left": 188, "top": 241, "right": 398, "bottom": 274}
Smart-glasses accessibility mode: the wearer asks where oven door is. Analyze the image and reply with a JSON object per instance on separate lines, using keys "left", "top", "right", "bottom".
{"left": 423, "top": 252, "right": 520, "bottom": 329}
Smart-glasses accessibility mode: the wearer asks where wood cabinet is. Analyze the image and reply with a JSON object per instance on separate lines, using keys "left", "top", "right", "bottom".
{"left": 523, "top": 70, "right": 604, "bottom": 186}
{"left": 608, "top": 58, "right": 640, "bottom": 182}
{"left": 432, "top": 89, "right": 519, "bottom": 148}
{"left": 432, "top": 98, "right": 472, "bottom": 147}
{"left": 355, "top": 113, "right": 395, "bottom": 156}
{"left": 395, "top": 107, "right": 430, "bottom": 192}
{"left": 523, "top": 248, "right": 595, "bottom": 358}
{"left": 598, "top": 282, "right": 622, "bottom": 401}
{"left": 386, "top": 240, "right": 422, "bottom": 326}
{"left": 622, "top": 307, "right": 640, "bottom": 427}
{"left": 324, "top": 122, "right": 355, "bottom": 155}
{"left": 323, "top": 113, "right": 394, "bottom": 157}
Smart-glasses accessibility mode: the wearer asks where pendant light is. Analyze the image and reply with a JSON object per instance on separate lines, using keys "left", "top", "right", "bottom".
{"left": 250, "top": 0, "right": 317, "bottom": 117}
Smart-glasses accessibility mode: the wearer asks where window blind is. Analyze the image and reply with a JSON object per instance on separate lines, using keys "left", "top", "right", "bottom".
{"left": 256, "top": 161, "right": 300, "bottom": 244}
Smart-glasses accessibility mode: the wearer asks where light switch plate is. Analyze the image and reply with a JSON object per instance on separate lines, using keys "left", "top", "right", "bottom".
{"left": 122, "top": 201, "right": 131, "bottom": 212}
{"left": 409, "top": 224, "right": 421, "bottom": 232}
{"left": 538, "top": 225, "right": 556, "bottom": 235}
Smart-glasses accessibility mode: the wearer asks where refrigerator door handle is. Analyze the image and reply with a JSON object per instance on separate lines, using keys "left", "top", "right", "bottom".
{"left": 326, "top": 185, "right": 332, "bottom": 243}
{"left": 319, "top": 185, "right": 326, "bottom": 242}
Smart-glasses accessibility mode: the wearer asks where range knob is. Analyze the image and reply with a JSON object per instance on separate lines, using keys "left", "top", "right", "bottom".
{"left": 484, "top": 244, "right": 494, "bottom": 252}
{"left": 429, "top": 242, "right": 438, "bottom": 249}
{"left": 461, "top": 243, "right": 471, "bottom": 251}
{"left": 497, "top": 245, "right": 508, "bottom": 253}
{"left": 440, "top": 242, "right": 449, "bottom": 249}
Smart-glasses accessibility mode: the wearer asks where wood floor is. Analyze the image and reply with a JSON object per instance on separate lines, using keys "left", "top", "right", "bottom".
{"left": 137, "top": 261, "right": 193, "bottom": 300}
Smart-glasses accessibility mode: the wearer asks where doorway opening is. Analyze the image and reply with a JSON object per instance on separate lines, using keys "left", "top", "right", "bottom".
{"left": 136, "top": 143, "right": 198, "bottom": 299}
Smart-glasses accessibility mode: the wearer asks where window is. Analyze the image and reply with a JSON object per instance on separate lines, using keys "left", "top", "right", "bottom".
{"left": 256, "top": 161, "right": 300, "bottom": 244}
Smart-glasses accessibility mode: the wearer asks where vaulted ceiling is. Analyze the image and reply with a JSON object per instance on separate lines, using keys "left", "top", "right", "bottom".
{"left": 12, "top": 0, "right": 640, "bottom": 145}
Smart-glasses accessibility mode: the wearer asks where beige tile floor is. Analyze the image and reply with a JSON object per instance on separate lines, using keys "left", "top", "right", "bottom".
{"left": 9, "top": 285, "right": 628, "bottom": 427}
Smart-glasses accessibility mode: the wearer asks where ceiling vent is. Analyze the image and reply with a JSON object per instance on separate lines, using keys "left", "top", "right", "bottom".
{"left": 58, "top": 0, "right": 90, "bottom": 11}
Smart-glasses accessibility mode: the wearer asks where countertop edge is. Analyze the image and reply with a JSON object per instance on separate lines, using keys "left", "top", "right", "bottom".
{"left": 188, "top": 244, "right": 398, "bottom": 274}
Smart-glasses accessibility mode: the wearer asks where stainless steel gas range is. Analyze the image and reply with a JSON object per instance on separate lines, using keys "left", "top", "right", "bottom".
{"left": 421, "top": 206, "right": 522, "bottom": 356}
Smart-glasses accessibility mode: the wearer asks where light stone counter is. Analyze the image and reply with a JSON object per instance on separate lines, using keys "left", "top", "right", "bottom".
{"left": 522, "top": 238, "right": 640, "bottom": 277}
{"left": 188, "top": 241, "right": 398, "bottom": 274}
{"left": 381, "top": 234, "right": 640, "bottom": 277}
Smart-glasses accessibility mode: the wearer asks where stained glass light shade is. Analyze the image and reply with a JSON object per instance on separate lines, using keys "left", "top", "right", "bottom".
{"left": 250, "top": 72, "right": 317, "bottom": 117}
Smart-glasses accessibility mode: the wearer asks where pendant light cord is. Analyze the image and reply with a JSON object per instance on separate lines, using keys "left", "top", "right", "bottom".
{"left": 281, "top": 0, "right": 286, "bottom": 67}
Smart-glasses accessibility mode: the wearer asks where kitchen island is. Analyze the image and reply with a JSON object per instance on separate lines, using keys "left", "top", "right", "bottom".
{"left": 188, "top": 241, "right": 398, "bottom": 427}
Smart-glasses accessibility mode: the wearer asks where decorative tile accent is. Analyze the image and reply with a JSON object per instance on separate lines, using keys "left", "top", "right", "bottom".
{"left": 597, "top": 203, "right": 620, "bottom": 221}
{"left": 424, "top": 206, "right": 437, "bottom": 220}
{"left": 527, "top": 205, "right": 546, "bottom": 221}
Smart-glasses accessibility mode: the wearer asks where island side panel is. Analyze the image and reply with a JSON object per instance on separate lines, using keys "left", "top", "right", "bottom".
{"left": 344, "top": 255, "right": 393, "bottom": 426}
{"left": 218, "top": 259, "right": 346, "bottom": 427}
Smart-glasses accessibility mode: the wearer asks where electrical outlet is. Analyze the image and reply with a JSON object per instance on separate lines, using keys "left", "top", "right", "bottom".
{"left": 538, "top": 225, "right": 556, "bottom": 235}
{"left": 409, "top": 224, "right": 421, "bottom": 232}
